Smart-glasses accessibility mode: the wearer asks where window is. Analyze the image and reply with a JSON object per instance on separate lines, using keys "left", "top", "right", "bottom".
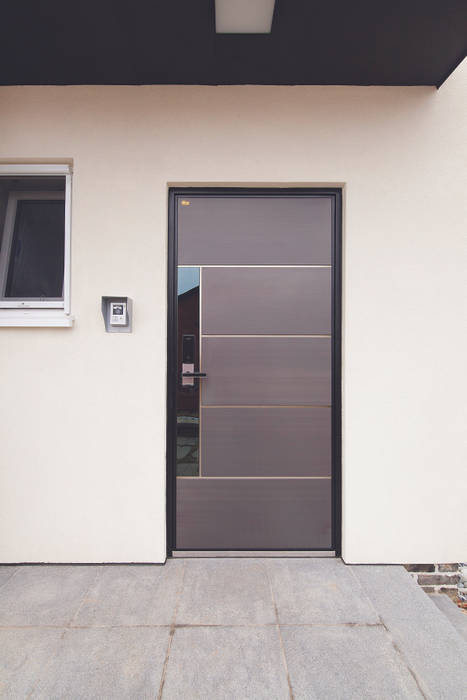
{"left": 0, "top": 165, "right": 72, "bottom": 326}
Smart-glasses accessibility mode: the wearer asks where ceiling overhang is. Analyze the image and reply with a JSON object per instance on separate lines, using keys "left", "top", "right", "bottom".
{"left": 1, "top": 0, "right": 466, "bottom": 87}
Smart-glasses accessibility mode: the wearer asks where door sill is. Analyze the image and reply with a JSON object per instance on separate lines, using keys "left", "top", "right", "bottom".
{"left": 172, "top": 550, "right": 336, "bottom": 558}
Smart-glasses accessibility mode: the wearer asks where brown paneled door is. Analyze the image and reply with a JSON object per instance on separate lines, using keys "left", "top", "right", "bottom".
{"left": 170, "top": 191, "right": 341, "bottom": 553}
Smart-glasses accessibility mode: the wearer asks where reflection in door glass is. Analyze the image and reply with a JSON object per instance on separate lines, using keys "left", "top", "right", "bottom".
{"left": 177, "top": 267, "right": 200, "bottom": 476}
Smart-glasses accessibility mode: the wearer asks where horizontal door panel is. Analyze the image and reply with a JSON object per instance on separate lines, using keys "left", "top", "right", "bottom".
{"left": 202, "top": 267, "right": 331, "bottom": 335}
{"left": 176, "top": 479, "right": 332, "bottom": 549}
{"left": 202, "top": 407, "right": 331, "bottom": 477}
{"left": 178, "top": 196, "right": 332, "bottom": 265}
{"left": 202, "top": 337, "right": 331, "bottom": 405}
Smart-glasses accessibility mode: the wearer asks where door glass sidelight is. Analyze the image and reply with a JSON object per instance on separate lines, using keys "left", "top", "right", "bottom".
{"left": 177, "top": 267, "right": 200, "bottom": 476}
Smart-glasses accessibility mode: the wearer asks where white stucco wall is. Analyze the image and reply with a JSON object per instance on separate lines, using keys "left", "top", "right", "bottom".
{"left": 0, "top": 60, "right": 465, "bottom": 564}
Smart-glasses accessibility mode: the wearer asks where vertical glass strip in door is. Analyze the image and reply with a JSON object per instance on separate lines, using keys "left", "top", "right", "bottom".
{"left": 176, "top": 267, "right": 200, "bottom": 476}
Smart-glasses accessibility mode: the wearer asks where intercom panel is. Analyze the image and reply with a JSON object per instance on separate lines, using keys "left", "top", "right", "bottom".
{"left": 101, "top": 296, "right": 132, "bottom": 333}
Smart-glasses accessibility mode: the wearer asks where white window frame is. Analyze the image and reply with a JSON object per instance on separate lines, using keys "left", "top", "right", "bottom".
{"left": 0, "top": 164, "right": 73, "bottom": 327}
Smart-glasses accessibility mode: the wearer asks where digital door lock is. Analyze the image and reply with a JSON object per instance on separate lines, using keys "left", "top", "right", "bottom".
{"left": 182, "top": 334, "right": 195, "bottom": 364}
{"left": 181, "top": 334, "right": 206, "bottom": 385}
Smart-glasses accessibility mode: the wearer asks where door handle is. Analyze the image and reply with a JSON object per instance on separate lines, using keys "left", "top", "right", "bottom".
{"left": 181, "top": 371, "right": 207, "bottom": 378}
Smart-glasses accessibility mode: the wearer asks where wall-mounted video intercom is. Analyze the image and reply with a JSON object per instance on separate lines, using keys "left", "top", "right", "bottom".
{"left": 101, "top": 296, "right": 132, "bottom": 333}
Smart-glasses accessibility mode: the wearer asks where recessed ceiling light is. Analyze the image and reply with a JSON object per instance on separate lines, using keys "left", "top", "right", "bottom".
{"left": 215, "top": 0, "right": 276, "bottom": 34}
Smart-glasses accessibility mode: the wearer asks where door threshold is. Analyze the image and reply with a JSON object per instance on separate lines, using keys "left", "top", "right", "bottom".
{"left": 172, "top": 550, "right": 336, "bottom": 558}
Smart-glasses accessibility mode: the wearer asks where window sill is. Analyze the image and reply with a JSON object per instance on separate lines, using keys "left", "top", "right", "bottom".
{"left": 0, "top": 310, "right": 74, "bottom": 327}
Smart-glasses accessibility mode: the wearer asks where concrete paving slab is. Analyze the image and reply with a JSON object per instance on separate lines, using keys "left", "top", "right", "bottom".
{"left": 176, "top": 559, "right": 275, "bottom": 625}
{"left": 162, "top": 626, "right": 290, "bottom": 700}
{"left": 0, "top": 566, "right": 17, "bottom": 590}
{"left": 0, "top": 561, "right": 464, "bottom": 699}
{"left": 0, "top": 566, "right": 98, "bottom": 627}
{"left": 267, "top": 558, "right": 379, "bottom": 624}
{"left": 281, "top": 624, "right": 423, "bottom": 700}
{"left": 353, "top": 565, "right": 467, "bottom": 700}
{"left": 430, "top": 594, "right": 467, "bottom": 642}
{"left": 31, "top": 627, "right": 170, "bottom": 699}
{"left": 0, "top": 628, "right": 63, "bottom": 697}
{"left": 74, "top": 561, "right": 184, "bottom": 627}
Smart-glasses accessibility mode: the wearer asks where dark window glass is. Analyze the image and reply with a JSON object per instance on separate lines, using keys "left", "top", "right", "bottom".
{"left": 5, "top": 199, "right": 65, "bottom": 298}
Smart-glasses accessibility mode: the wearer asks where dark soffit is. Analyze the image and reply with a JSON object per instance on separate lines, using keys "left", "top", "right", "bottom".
{"left": 1, "top": 0, "right": 466, "bottom": 87}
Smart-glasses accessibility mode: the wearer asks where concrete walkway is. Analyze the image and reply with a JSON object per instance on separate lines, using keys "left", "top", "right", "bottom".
{"left": 0, "top": 559, "right": 466, "bottom": 699}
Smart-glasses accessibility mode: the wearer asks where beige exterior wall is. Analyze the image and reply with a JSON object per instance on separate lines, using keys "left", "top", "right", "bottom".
{"left": 0, "top": 60, "right": 466, "bottom": 563}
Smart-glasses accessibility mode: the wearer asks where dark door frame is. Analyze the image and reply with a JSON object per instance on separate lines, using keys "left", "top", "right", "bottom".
{"left": 166, "top": 187, "right": 342, "bottom": 556}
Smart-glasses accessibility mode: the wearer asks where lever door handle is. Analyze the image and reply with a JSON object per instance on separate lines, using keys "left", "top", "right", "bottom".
{"left": 181, "top": 371, "right": 207, "bottom": 378}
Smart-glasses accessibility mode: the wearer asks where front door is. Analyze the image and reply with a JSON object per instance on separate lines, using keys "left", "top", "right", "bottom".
{"left": 168, "top": 189, "right": 341, "bottom": 553}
